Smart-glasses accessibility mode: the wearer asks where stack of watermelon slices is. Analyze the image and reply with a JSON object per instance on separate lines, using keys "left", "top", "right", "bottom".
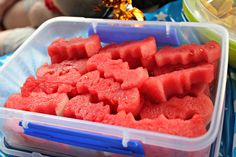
{"left": 5, "top": 34, "right": 220, "bottom": 138}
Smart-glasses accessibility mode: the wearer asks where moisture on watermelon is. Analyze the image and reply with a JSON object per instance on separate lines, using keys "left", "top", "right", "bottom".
{"left": 48, "top": 34, "right": 101, "bottom": 63}
{"left": 142, "top": 64, "right": 214, "bottom": 103}
{"left": 21, "top": 76, "right": 43, "bottom": 97}
{"left": 76, "top": 70, "right": 142, "bottom": 116}
{"left": 22, "top": 68, "right": 81, "bottom": 97}
{"left": 63, "top": 94, "right": 110, "bottom": 121}
{"left": 36, "top": 59, "right": 88, "bottom": 78}
{"left": 21, "top": 76, "right": 66, "bottom": 97}
{"left": 5, "top": 92, "right": 69, "bottom": 116}
{"left": 99, "top": 37, "right": 156, "bottom": 69}
{"left": 140, "top": 94, "right": 214, "bottom": 126}
{"left": 155, "top": 41, "right": 220, "bottom": 67}
{"left": 102, "top": 111, "right": 206, "bottom": 137}
{"left": 87, "top": 53, "right": 149, "bottom": 89}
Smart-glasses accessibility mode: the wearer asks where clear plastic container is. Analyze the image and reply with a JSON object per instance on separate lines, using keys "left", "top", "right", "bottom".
{"left": 0, "top": 17, "right": 229, "bottom": 157}
{"left": 0, "top": 137, "right": 49, "bottom": 157}
{"left": 210, "top": 102, "right": 225, "bottom": 157}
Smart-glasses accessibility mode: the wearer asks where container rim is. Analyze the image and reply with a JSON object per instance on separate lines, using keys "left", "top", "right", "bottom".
{"left": 0, "top": 17, "right": 229, "bottom": 152}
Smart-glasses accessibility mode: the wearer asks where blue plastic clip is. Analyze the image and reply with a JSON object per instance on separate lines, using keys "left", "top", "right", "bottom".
{"left": 88, "top": 24, "right": 180, "bottom": 47}
{"left": 19, "top": 121, "right": 145, "bottom": 157}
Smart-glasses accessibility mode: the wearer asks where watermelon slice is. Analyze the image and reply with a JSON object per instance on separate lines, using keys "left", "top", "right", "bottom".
{"left": 23, "top": 60, "right": 83, "bottom": 97}
{"left": 87, "top": 53, "right": 149, "bottom": 89}
{"left": 102, "top": 111, "right": 206, "bottom": 137}
{"left": 135, "top": 114, "right": 206, "bottom": 137}
{"left": 152, "top": 63, "right": 198, "bottom": 76}
{"left": 76, "top": 71, "right": 142, "bottom": 116}
{"left": 155, "top": 41, "right": 220, "bottom": 67}
{"left": 22, "top": 68, "right": 81, "bottom": 97}
{"left": 141, "top": 64, "right": 214, "bottom": 103}
{"left": 63, "top": 95, "right": 110, "bottom": 122}
{"left": 21, "top": 76, "right": 68, "bottom": 97}
{"left": 190, "top": 83, "right": 209, "bottom": 96}
{"left": 37, "top": 59, "right": 88, "bottom": 78}
{"left": 48, "top": 34, "right": 101, "bottom": 63}
{"left": 140, "top": 94, "right": 214, "bottom": 125}
{"left": 204, "top": 85, "right": 211, "bottom": 97}
{"left": 5, "top": 92, "right": 69, "bottom": 116}
{"left": 152, "top": 61, "right": 219, "bottom": 77}
{"left": 21, "top": 76, "right": 43, "bottom": 97}
{"left": 100, "top": 37, "right": 157, "bottom": 69}
{"left": 102, "top": 111, "right": 136, "bottom": 127}
{"left": 86, "top": 53, "right": 128, "bottom": 71}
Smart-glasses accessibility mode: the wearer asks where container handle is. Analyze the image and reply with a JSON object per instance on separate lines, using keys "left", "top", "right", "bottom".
{"left": 88, "top": 24, "right": 180, "bottom": 46}
{"left": 19, "top": 121, "right": 144, "bottom": 157}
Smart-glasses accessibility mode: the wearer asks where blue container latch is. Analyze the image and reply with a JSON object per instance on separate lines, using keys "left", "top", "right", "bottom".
{"left": 19, "top": 121, "right": 145, "bottom": 157}
{"left": 88, "top": 24, "right": 180, "bottom": 47}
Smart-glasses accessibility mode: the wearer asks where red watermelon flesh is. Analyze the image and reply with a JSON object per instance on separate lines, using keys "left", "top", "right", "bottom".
{"left": 48, "top": 34, "right": 101, "bottom": 63}
{"left": 76, "top": 71, "right": 142, "bottom": 116}
{"left": 99, "top": 37, "right": 157, "bottom": 69}
{"left": 22, "top": 69, "right": 81, "bottom": 97}
{"left": 86, "top": 53, "right": 125, "bottom": 71}
{"left": 152, "top": 61, "right": 218, "bottom": 77}
{"left": 140, "top": 94, "right": 214, "bottom": 125}
{"left": 155, "top": 41, "right": 220, "bottom": 67}
{"left": 5, "top": 92, "right": 69, "bottom": 116}
{"left": 100, "top": 44, "right": 120, "bottom": 58}
{"left": 5, "top": 94, "right": 31, "bottom": 111}
{"left": 204, "top": 85, "right": 211, "bottom": 97}
{"left": 21, "top": 76, "right": 63, "bottom": 97}
{"left": 57, "top": 84, "right": 78, "bottom": 98}
{"left": 120, "top": 67, "right": 148, "bottom": 89}
{"left": 152, "top": 63, "right": 198, "bottom": 76}
{"left": 134, "top": 114, "right": 206, "bottom": 137}
{"left": 36, "top": 59, "right": 88, "bottom": 78}
{"left": 190, "top": 83, "right": 209, "bottom": 96}
{"left": 21, "top": 76, "right": 43, "bottom": 97}
{"left": 42, "top": 69, "right": 81, "bottom": 85}
{"left": 63, "top": 95, "right": 110, "bottom": 122}
{"left": 87, "top": 53, "right": 149, "bottom": 89}
{"left": 203, "top": 41, "right": 221, "bottom": 63}
{"left": 102, "top": 111, "right": 206, "bottom": 137}
{"left": 48, "top": 38, "right": 65, "bottom": 63}
{"left": 102, "top": 111, "right": 136, "bottom": 127}
{"left": 141, "top": 64, "right": 214, "bottom": 103}
{"left": 99, "top": 44, "right": 142, "bottom": 69}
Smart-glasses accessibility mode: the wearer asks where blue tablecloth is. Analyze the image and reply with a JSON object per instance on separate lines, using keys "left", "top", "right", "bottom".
{"left": 220, "top": 67, "right": 236, "bottom": 157}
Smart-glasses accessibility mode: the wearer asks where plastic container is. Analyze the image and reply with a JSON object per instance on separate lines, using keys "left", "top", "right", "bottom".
{"left": 0, "top": 135, "right": 83, "bottom": 157}
{"left": 0, "top": 17, "right": 228, "bottom": 157}
{"left": 183, "top": 0, "right": 236, "bottom": 68}
{"left": 210, "top": 102, "right": 225, "bottom": 157}
{"left": 0, "top": 137, "right": 49, "bottom": 157}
